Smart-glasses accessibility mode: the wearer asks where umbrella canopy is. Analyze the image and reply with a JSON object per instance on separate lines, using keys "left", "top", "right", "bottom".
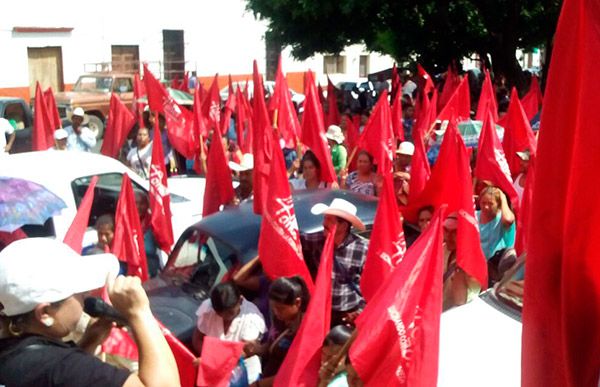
{"left": 435, "top": 119, "right": 505, "bottom": 147}
{"left": 139, "top": 87, "right": 194, "bottom": 106}
{"left": 0, "top": 177, "right": 67, "bottom": 232}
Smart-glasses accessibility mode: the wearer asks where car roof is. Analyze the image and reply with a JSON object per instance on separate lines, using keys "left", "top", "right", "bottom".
{"left": 184, "top": 189, "right": 378, "bottom": 264}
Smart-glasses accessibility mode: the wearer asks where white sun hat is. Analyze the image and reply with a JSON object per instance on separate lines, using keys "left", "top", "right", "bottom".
{"left": 311, "top": 198, "right": 365, "bottom": 231}
{"left": 229, "top": 153, "right": 254, "bottom": 172}
{"left": 0, "top": 238, "right": 120, "bottom": 317}
{"left": 325, "top": 125, "right": 345, "bottom": 144}
{"left": 396, "top": 141, "right": 415, "bottom": 156}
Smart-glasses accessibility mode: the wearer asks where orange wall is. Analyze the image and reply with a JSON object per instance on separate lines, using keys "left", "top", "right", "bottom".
{"left": 0, "top": 84, "right": 74, "bottom": 102}
{"left": 287, "top": 72, "right": 305, "bottom": 94}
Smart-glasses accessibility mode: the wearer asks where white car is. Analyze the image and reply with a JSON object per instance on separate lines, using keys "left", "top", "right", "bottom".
{"left": 0, "top": 151, "right": 204, "bottom": 250}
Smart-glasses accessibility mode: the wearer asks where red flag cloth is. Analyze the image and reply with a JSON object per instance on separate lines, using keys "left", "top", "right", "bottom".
{"left": 163, "top": 97, "right": 196, "bottom": 159}
{"left": 251, "top": 61, "right": 273, "bottom": 214}
{"left": 143, "top": 64, "right": 169, "bottom": 113}
{"left": 502, "top": 88, "right": 537, "bottom": 177}
{"left": 514, "top": 157, "right": 535, "bottom": 256}
{"left": 270, "top": 59, "right": 300, "bottom": 148}
{"left": 415, "top": 89, "right": 438, "bottom": 139}
{"left": 475, "top": 70, "right": 498, "bottom": 122}
{"left": 202, "top": 74, "right": 221, "bottom": 132}
{"left": 474, "top": 111, "right": 519, "bottom": 212}
{"left": 170, "top": 75, "right": 180, "bottom": 90}
{"left": 161, "top": 324, "right": 198, "bottom": 387}
{"left": 326, "top": 77, "right": 340, "bottom": 126}
{"left": 360, "top": 176, "right": 406, "bottom": 302}
{"left": 417, "top": 64, "right": 435, "bottom": 95}
{"left": 257, "top": 131, "right": 314, "bottom": 289}
{"left": 274, "top": 224, "right": 337, "bottom": 387}
{"left": 300, "top": 71, "right": 337, "bottom": 183}
{"left": 32, "top": 82, "right": 53, "bottom": 151}
{"left": 438, "top": 64, "right": 461, "bottom": 111}
{"left": 202, "top": 136, "right": 235, "bottom": 216}
{"left": 101, "top": 93, "right": 136, "bottom": 159}
{"left": 182, "top": 72, "right": 190, "bottom": 92}
{"left": 350, "top": 207, "right": 445, "bottom": 387}
{"left": 356, "top": 89, "right": 394, "bottom": 174}
{"left": 522, "top": 1, "right": 600, "bottom": 385}
{"left": 391, "top": 86, "right": 405, "bottom": 142}
{"left": 221, "top": 86, "right": 237, "bottom": 136}
{"left": 101, "top": 327, "right": 139, "bottom": 361}
{"left": 236, "top": 86, "right": 253, "bottom": 153}
{"left": 391, "top": 63, "right": 401, "bottom": 100}
{"left": 149, "top": 120, "right": 175, "bottom": 252}
{"left": 63, "top": 176, "right": 98, "bottom": 253}
{"left": 407, "top": 120, "right": 431, "bottom": 204}
{"left": 132, "top": 73, "right": 146, "bottom": 128}
{"left": 112, "top": 174, "right": 149, "bottom": 281}
{"left": 193, "top": 84, "right": 209, "bottom": 139}
{"left": 520, "top": 76, "right": 543, "bottom": 121}
{"left": 436, "top": 75, "right": 471, "bottom": 122}
{"left": 197, "top": 336, "right": 244, "bottom": 387}
{"left": 43, "top": 87, "right": 61, "bottom": 130}
{"left": 408, "top": 121, "right": 488, "bottom": 288}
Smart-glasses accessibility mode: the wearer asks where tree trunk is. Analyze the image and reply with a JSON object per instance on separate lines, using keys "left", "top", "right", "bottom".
{"left": 490, "top": 45, "right": 526, "bottom": 94}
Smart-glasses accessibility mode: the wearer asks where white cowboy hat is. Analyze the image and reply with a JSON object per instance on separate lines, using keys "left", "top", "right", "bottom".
{"left": 229, "top": 153, "right": 254, "bottom": 172}
{"left": 311, "top": 198, "right": 365, "bottom": 231}
{"left": 325, "top": 125, "right": 345, "bottom": 144}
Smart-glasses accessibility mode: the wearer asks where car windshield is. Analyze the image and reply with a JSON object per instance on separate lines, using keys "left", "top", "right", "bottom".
{"left": 73, "top": 76, "right": 113, "bottom": 92}
{"left": 494, "top": 257, "right": 525, "bottom": 312}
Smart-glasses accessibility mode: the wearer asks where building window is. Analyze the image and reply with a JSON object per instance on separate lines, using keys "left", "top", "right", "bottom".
{"left": 323, "top": 55, "right": 346, "bottom": 74}
{"left": 359, "top": 55, "right": 369, "bottom": 77}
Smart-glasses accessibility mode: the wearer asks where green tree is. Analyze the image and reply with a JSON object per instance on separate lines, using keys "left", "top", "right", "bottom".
{"left": 246, "top": 0, "right": 561, "bottom": 91}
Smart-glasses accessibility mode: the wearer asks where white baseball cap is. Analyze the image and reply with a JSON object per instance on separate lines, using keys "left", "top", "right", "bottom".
{"left": 72, "top": 107, "right": 85, "bottom": 117}
{"left": 311, "top": 198, "right": 365, "bottom": 231}
{"left": 54, "top": 128, "right": 68, "bottom": 140}
{"left": 396, "top": 141, "right": 415, "bottom": 156}
{"left": 229, "top": 153, "right": 254, "bottom": 172}
{"left": 0, "top": 238, "right": 120, "bottom": 317}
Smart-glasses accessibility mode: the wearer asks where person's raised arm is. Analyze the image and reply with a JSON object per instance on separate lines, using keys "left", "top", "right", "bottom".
{"left": 499, "top": 190, "right": 515, "bottom": 227}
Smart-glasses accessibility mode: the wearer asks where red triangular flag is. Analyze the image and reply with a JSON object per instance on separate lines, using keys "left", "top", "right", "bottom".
{"left": 438, "top": 64, "right": 461, "bottom": 111}
{"left": 326, "top": 77, "right": 340, "bottom": 126}
{"left": 235, "top": 85, "right": 253, "bottom": 153}
{"left": 274, "top": 224, "right": 336, "bottom": 386}
{"left": 112, "top": 174, "right": 149, "bottom": 281}
{"left": 408, "top": 117, "right": 431, "bottom": 204}
{"left": 63, "top": 176, "right": 99, "bottom": 253}
{"left": 417, "top": 64, "right": 435, "bottom": 95}
{"left": 436, "top": 75, "right": 471, "bottom": 122}
{"left": 161, "top": 324, "right": 197, "bottom": 387}
{"left": 32, "top": 82, "right": 53, "bottom": 151}
{"left": 356, "top": 89, "right": 394, "bottom": 174}
{"left": 149, "top": 119, "right": 174, "bottom": 252}
{"left": 143, "top": 64, "right": 169, "bottom": 113}
{"left": 220, "top": 84, "right": 237, "bottom": 136}
{"left": 502, "top": 88, "right": 537, "bottom": 177}
{"left": 360, "top": 175, "right": 406, "bottom": 302}
{"left": 474, "top": 111, "right": 519, "bottom": 212}
{"left": 475, "top": 70, "right": 498, "bottom": 122}
{"left": 391, "top": 63, "right": 401, "bottom": 100}
{"left": 43, "top": 87, "right": 61, "bottom": 130}
{"left": 197, "top": 337, "right": 244, "bottom": 387}
{"left": 391, "top": 85, "right": 405, "bottom": 141}
{"left": 270, "top": 58, "right": 300, "bottom": 149}
{"left": 101, "top": 93, "right": 136, "bottom": 159}
{"left": 202, "top": 136, "right": 235, "bottom": 216}
{"left": 202, "top": 74, "right": 221, "bottom": 132}
{"left": 132, "top": 73, "right": 146, "bottom": 128}
{"left": 520, "top": 76, "right": 543, "bottom": 121}
{"left": 300, "top": 71, "right": 337, "bottom": 183}
{"left": 101, "top": 327, "right": 139, "bottom": 361}
{"left": 514, "top": 156, "right": 535, "bottom": 256}
{"left": 350, "top": 207, "right": 446, "bottom": 386}
{"left": 163, "top": 97, "right": 196, "bottom": 160}
{"left": 258, "top": 130, "right": 314, "bottom": 290}
{"left": 522, "top": 1, "right": 600, "bottom": 385}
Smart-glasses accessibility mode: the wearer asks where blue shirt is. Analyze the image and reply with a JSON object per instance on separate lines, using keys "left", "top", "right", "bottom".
{"left": 476, "top": 211, "right": 516, "bottom": 259}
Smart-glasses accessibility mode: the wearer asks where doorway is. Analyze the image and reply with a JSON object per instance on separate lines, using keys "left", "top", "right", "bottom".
{"left": 27, "top": 47, "right": 64, "bottom": 98}
{"left": 112, "top": 45, "right": 140, "bottom": 73}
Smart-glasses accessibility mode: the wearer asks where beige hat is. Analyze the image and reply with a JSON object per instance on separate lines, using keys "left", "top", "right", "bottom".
{"left": 311, "top": 198, "right": 365, "bottom": 231}
{"left": 326, "top": 125, "right": 345, "bottom": 144}
{"left": 229, "top": 153, "right": 254, "bottom": 172}
{"left": 396, "top": 141, "right": 415, "bottom": 156}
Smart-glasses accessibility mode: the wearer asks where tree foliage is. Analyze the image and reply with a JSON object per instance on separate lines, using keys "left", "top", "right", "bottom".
{"left": 246, "top": 0, "right": 561, "bottom": 89}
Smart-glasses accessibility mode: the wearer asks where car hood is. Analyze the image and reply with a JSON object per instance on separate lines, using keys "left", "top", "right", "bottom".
{"left": 437, "top": 294, "right": 522, "bottom": 386}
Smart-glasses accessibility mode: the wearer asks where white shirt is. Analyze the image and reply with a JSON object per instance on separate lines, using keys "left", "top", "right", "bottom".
{"left": 65, "top": 125, "right": 97, "bottom": 152}
{"left": 0, "top": 118, "right": 15, "bottom": 153}
{"left": 127, "top": 142, "right": 153, "bottom": 178}
{"left": 195, "top": 297, "right": 266, "bottom": 342}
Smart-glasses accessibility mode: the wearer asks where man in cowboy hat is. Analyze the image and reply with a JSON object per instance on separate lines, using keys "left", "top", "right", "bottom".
{"left": 65, "top": 107, "right": 96, "bottom": 152}
{"left": 302, "top": 198, "right": 369, "bottom": 326}
{"left": 229, "top": 153, "right": 254, "bottom": 205}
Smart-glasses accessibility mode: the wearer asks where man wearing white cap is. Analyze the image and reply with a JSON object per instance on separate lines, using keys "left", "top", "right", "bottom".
{"left": 0, "top": 238, "right": 179, "bottom": 386}
{"left": 302, "top": 198, "right": 369, "bottom": 326}
{"left": 51, "top": 128, "right": 68, "bottom": 151}
{"left": 229, "top": 153, "right": 254, "bottom": 204}
{"left": 65, "top": 107, "right": 96, "bottom": 152}
{"left": 394, "top": 141, "right": 415, "bottom": 206}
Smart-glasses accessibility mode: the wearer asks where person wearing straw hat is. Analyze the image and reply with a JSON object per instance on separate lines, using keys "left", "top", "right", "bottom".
{"left": 326, "top": 125, "right": 348, "bottom": 175}
{"left": 301, "top": 198, "right": 369, "bottom": 326}
{"left": 65, "top": 107, "right": 96, "bottom": 152}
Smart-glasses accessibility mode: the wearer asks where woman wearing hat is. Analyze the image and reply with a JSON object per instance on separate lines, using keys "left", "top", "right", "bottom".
{"left": 326, "top": 125, "right": 348, "bottom": 175}
{"left": 0, "top": 238, "right": 179, "bottom": 387}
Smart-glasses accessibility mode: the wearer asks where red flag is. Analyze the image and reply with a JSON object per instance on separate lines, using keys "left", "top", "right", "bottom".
{"left": 257, "top": 131, "right": 314, "bottom": 290}
{"left": 520, "top": 76, "right": 543, "bottom": 121}
{"left": 236, "top": 86, "right": 253, "bottom": 153}
{"left": 522, "top": 1, "right": 600, "bottom": 385}
{"left": 436, "top": 75, "right": 471, "bottom": 122}
{"left": 475, "top": 70, "right": 498, "bottom": 122}
{"left": 149, "top": 119, "right": 175, "bottom": 252}
{"left": 32, "top": 82, "right": 53, "bottom": 151}
{"left": 101, "top": 93, "right": 136, "bottom": 159}
{"left": 170, "top": 74, "right": 180, "bottom": 90}
{"left": 112, "top": 174, "right": 149, "bottom": 281}
{"left": 300, "top": 71, "right": 337, "bottom": 183}
{"left": 163, "top": 98, "right": 196, "bottom": 159}
{"left": 391, "top": 63, "right": 401, "bottom": 99}
{"left": 326, "top": 77, "right": 340, "bottom": 126}
{"left": 274, "top": 224, "right": 337, "bottom": 387}
{"left": 197, "top": 337, "right": 244, "bottom": 387}
{"left": 350, "top": 207, "right": 445, "bottom": 386}
{"left": 417, "top": 64, "right": 435, "bottom": 95}
{"left": 63, "top": 176, "right": 98, "bottom": 253}
{"left": 143, "top": 64, "right": 169, "bottom": 113}
{"left": 474, "top": 111, "right": 519, "bottom": 212}
{"left": 132, "top": 73, "right": 145, "bottom": 128}
{"left": 220, "top": 85, "right": 237, "bottom": 136}
{"left": 502, "top": 88, "right": 537, "bottom": 177}
{"left": 356, "top": 89, "right": 394, "bottom": 174}
{"left": 270, "top": 59, "right": 301, "bottom": 149}
{"left": 391, "top": 86, "right": 405, "bottom": 142}
{"left": 360, "top": 176, "right": 406, "bottom": 302}
{"left": 407, "top": 119, "right": 431, "bottom": 204}
{"left": 43, "top": 87, "right": 61, "bottom": 130}
{"left": 202, "top": 135, "right": 235, "bottom": 216}
{"left": 182, "top": 72, "right": 190, "bottom": 92}
{"left": 161, "top": 324, "right": 197, "bottom": 387}
{"left": 251, "top": 61, "right": 273, "bottom": 214}
{"left": 514, "top": 156, "right": 535, "bottom": 256}
{"left": 101, "top": 327, "right": 139, "bottom": 361}
{"left": 202, "top": 74, "right": 221, "bottom": 132}
{"left": 438, "top": 64, "right": 461, "bottom": 111}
